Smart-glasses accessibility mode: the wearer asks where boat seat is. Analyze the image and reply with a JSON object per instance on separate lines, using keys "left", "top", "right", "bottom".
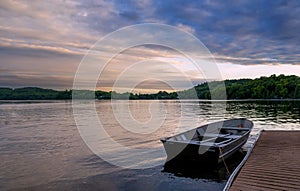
{"left": 180, "top": 134, "right": 187, "bottom": 141}
{"left": 197, "top": 127, "right": 231, "bottom": 137}
{"left": 199, "top": 137, "right": 218, "bottom": 143}
{"left": 225, "top": 135, "right": 242, "bottom": 139}
{"left": 189, "top": 140, "right": 215, "bottom": 147}
{"left": 214, "top": 138, "right": 233, "bottom": 145}
{"left": 221, "top": 127, "right": 251, "bottom": 131}
{"left": 203, "top": 133, "right": 231, "bottom": 138}
{"left": 197, "top": 128, "right": 205, "bottom": 136}
{"left": 173, "top": 134, "right": 187, "bottom": 141}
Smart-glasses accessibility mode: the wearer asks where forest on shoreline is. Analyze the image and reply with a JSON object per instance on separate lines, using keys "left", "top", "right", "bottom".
{"left": 1, "top": 74, "right": 300, "bottom": 100}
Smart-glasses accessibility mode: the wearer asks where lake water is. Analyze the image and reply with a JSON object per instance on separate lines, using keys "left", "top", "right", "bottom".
{"left": 0, "top": 100, "right": 299, "bottom": 191}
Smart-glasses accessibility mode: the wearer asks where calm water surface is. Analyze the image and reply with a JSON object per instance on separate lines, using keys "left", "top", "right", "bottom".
{"left": 0, "top": 100, "right": 299, "bottom": 191}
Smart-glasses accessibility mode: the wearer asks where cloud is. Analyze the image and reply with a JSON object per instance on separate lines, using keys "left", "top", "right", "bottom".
{"left": 0, "top": 72, "right": 73, "bottom": 89}
{"left": 119, "top": 11, "right": 140, "bottom": 20}
{"left": 151, "top": 0, "right": 300, "bottom": 65}
{"left": 0, "top": 0, "right": 299, "bottom": 90}
{"left": 176, "top": 23, "right": 195, "bottom": 34}
{"left": 0, "top": 45, "right": 81, "bottom": 89}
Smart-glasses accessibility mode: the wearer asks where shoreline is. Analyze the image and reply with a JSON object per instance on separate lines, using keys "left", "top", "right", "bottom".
{"left": 1, "top": 99, "right": 300, "bottom": 103}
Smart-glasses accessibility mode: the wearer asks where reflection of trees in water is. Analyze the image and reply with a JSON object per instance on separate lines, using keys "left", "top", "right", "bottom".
{"left": 294, "top": 85, "right": 300, "bottom": 98}
{"left": 226, "top": 101, "right": 300, "bottom": 123}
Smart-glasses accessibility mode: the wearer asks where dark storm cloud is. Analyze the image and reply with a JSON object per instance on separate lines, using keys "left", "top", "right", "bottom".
{"left": 149, "top": 0, "right": 300, "bottom": 64}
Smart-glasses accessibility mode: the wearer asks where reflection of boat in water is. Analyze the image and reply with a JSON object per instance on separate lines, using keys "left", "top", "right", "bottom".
{"left": 162, "top": 151, "right": 246, "bottom": 181}
{"left": 161, "top": 118, "right": 253, "bottom": 165}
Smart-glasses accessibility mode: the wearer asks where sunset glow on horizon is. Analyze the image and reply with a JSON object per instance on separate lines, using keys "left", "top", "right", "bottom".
{"left": 1, "top": 1, "right": 299, "bottom": 92}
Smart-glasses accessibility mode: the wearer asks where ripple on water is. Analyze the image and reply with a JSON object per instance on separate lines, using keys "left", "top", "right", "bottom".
{"left": 0, "top": 100, "right": 299, "bottom": 190}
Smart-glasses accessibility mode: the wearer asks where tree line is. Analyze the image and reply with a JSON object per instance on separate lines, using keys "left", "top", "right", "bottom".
{"left": 1, "top": 74, "right": 300, "bottom": 100}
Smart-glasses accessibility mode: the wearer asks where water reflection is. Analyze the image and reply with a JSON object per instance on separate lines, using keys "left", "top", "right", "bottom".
{"left": 162, "top": 151, "right": 246, "bottom": 182}
{"left": 224, "top": 100, "right": 300, "bottom": 131}
{"left": 0, "top": 100, "right": 299, "bottom": 191}
{"left": 226, "top": 100, "right": 300, "bottom": 120}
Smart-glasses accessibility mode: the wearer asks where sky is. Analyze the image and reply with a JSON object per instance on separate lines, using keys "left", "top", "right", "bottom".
{"left": 0, "top": 0, "right": 300, "bottom": 92}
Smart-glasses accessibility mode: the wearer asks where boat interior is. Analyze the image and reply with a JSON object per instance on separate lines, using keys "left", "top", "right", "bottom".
{"left": 168, "top": 118, "right": 253, "bottom": 146}
{"left": 168, "top": 119, "right": 252, "bottom": 147}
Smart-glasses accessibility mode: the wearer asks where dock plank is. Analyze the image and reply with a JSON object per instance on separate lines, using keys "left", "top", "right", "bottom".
{"left": 230, "top": 131, "right": 300, "bottom": 191}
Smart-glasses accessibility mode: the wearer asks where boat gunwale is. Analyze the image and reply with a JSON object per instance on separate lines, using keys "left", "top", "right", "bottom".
{"left": 162, "top": 131, "right": 249, "bottom": 148}
{"left": 162, "top": 130, "right": 251, "bottom": 147}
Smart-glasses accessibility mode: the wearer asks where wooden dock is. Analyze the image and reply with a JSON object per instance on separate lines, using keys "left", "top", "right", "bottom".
{"left": 229, "top": 131, "right": 300, "bottom": 191}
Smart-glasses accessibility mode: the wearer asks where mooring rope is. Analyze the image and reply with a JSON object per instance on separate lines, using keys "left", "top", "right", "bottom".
{"left": 219, "top": 147, "right": 230, "bottom": 175}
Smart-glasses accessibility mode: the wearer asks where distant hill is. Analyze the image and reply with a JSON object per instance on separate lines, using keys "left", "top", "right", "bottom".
{"left": 1, "top": 74, "right": 300, "bottom": 100}
{"left": 0, "top": 87, "right": 60, "bottom": 100}
{"left": 179, "top": 74, "right": 300, "bottom": 99}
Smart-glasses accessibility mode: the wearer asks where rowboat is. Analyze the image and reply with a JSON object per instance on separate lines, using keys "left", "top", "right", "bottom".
{"left": 161, "top": 118, "right": 253, "bottom": 165}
